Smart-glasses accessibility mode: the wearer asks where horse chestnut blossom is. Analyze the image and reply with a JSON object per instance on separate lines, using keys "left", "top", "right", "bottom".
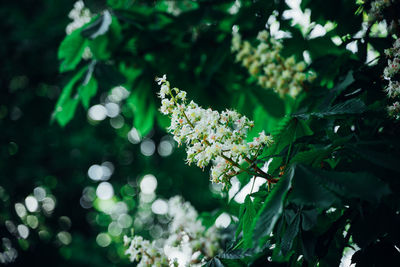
{"left": 124, "top": 236, "right": 168, "bottom": 267}
{"left": 367, "top": 0, "right": 400, "bottom": 33}
{"left": 124, "top": 196, "right": 220, "bottom": 266}
{"left": 156, "top": 75, "right": 275, "bottom": 186}
{"left": 383, "top": 38, "right": 400, "bottom": 119}
{"left": 65, "top": 1, "right": 93, "bottom": 60}
{"left": 231, "top": 30, "right": 316, "bottom": 98}
{"left": 66, "top": 1, "right": 92, "bottom": 35}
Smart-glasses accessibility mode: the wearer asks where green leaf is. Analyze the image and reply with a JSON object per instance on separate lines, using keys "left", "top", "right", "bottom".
{"left": 266, "top": 117, "right": 313, "bottom": 157}
{"left": 89, "top": 36, "right": 111, "bottom": 60}
{"left": 250, "top": 88, "right": 286, "bottom": 118}
{"left": 295, "top": 98, "right": 366, "bottom": 120}
{"left": 53, "top": 67, "right": 88, "bottom": 126}
{"left": 242, "top": 195, "right": 256, "bottom": 247}
{"left": 207, "top": 257, "right": 246, "bottom": 267}
{"left": 301, "top": 209, "right": 319, "bottom": 231}
{"left": 267, "top": 156, "right": 284, "bottom": 176}
{"left": 206, "top": 258, "right": 225, "bottom": 267}
{"left": 312, "top": 99, "right": 366, "bottom": 118}
{"left": 58, "top": 29, "right": 88, "bottom": 73}
{"left": 345, "top": 144, "right": 400, "bottom": 173}
{"left": 281, "top": 213, "right": 301, "bottom": 255}
{"left": 321, "top": 70, "right": 355, "bottom": 107}
{"left": 308, "top": 36, "right": 347, "bottom": 59}
{"left": 217, "top": 249, "right": 254, "bottom": 260}
{"left": 247, "top": 166, "right": 295, "bottom": 248}
{"left": 289, "top": 165, "right": 339, "bottom": 209}
{"left": 81, "top": 12, "right": 112, "bottom": 39}
{"left": 290, "top": 145, "right": 334, "bottom": 167}
{"left": 247, "top": 106, "right": 280, "bottom": 141}
{"left": 78, "top": 77, "right": 97, "bottom": 109}
{"left": 311, "top": 167, "right": 391, "bottom": 202}
{"left": 126, "top": 80, "right": 155, "bottom": 136}
{"left": 78, "top": 62, "right": 98, "bottom": 109}
{"left": 290, "top": 165, "right": 391, "bottom": 207}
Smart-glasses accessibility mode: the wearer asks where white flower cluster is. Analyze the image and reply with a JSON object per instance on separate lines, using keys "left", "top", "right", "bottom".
{"left": 125, "top": 196, "right": 221, "bottom": 267}
{"left": 384, "top": 39, "right": 400, "bottom": 119}
{"left": 124, "top": 236, "right": 168, "bottom": 267}
{"left": 231, "top": 30, "right": 316, "bottom": 98}
{"left": 156, "top": 75, "right": 273, "bottom": 185}
{"left": 368, "top": 0, "right": 393, "bottom": 22}
{"left": 66, "top": 1, "right": 92, "bottom": 35}
{"left": 65, "top": 1, "right": 94, "bottom": 60}
{"left": 367, "top": 0, "right": 400, "bottom": 34}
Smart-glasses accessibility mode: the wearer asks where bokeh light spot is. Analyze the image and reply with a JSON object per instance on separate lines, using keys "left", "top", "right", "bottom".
{"left": 26, "top": 215, "right": 39, "bottom": 229}
{"left": 25, "top": 196, "right": 38, "bottom": 212}
{"left": 140, "top": 174, "right": 157, "bottom": 194}
{"left": 88, "top": 104, "right": 107, "bottom": 121}
{"left": 57, "top": 231, "right": 72, "bottom": 245}
{"left": 117, "top": 214, "right": 133, "bottom": 228}
{"left": 33, "top": 187, "right": 46, "bottom": 201}
{"left": 96, "top": 182, "right": 114, "bottom": 200}
{"left": 140, "top": 139, "right": 156, "bottom": 156}
{"left": 158, "top": 139, "right": 174, "bottom": 157}
{"left": 96, "top": 233, "right": 111, "bottom": 247}
{"left": 17, "top": 224, "right": 29, "bottom": 239}
{"left": 127, "top": 128, "right": 141, "bottom": 144}
{"left": 105, "top": 102, "right": 120, "bottom": 118}
{"left": 151, "top": 199, "right": 168, "bottom": 215}
{"left": 15, "top": 203, "right": 27, "bottom": 218}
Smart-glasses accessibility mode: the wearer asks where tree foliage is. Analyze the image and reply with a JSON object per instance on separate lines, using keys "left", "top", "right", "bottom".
{"left": 2, "top": 0, "right": 400, "bottom": 266}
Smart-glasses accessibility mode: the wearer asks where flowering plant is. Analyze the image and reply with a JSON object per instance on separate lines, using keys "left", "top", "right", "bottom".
{"left": 232, "top": 30, "right": 316, "bottom": 98}
{"left": 124, "top": 196, "right": 220, "bottom": 267}
{"left": 42, "top": 0, "right": 400, "bottom": 266}
{"left": 156, "top": 75, "right": 275, "bottom": 186}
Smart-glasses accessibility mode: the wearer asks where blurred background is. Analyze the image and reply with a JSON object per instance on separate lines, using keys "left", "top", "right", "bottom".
{"left": 0, "top": 1, "right": 226, "bottom": 265}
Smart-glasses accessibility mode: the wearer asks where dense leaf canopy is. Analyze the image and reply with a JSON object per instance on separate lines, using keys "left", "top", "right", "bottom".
{"left": 1, "top": 0, "right": 400, "bottom": 266}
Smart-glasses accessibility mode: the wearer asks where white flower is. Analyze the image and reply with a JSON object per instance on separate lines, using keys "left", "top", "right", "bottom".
{"left": 66, "top": 1, "right": 92, "bottom": 35}
{"left": 155, "top": 74, "right": 167, "bottom": 85}
{"left": 124, "top": 196, "right": 221, "bottom": 266}
{"left": 382, "top": 38, "right": 400, "bottom": 119}
{"left": 156, "top": 76, "right": 273, "bottom": 186}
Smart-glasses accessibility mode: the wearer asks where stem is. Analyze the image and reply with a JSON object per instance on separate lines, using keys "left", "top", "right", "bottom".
{"left": 245, "top": 157, "right": 270, "bottom": 178}
{"left": 250, "top": 176, "right": 257, "bottom": 194}
{"left": 220, "top": 154, "right": 259, "bottom": 177}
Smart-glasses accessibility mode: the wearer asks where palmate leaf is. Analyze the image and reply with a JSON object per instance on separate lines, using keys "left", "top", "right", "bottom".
{"left": 312, "top": 98, "right": 366, "bottom": 118}
{"left": 289, "top": 165, "right": 338, "bottom": 209}
{"left": 345, "top": 144, "right": 400, "bottom": 173}
{"left": 264, "top": 117, "right": 313, "bottom": 158}
{"left": 321, "top": 70, "right": 355, "bottom": 107}
{"left": 289, "top": 165, "right": 391, "bottom": 207}
{"left": 280, "top": 213, "right": 301, "bottom": 256}
{"left": 206, "top": 257, "right": 246, "bottom": 267}
{"left": 246, "top": 166, "right": 295, "bottom": 248}
{"left": 242, "top": 195, "right": 256, "bottom": 247}
{"left": 294, "top": 98, "right": 366, "bottom": 120}
{"left": 290, "top": 145, "right": 334, "bottom": 167}
{"left": 58, "top": 28, "right": 88, "bottom": 73}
